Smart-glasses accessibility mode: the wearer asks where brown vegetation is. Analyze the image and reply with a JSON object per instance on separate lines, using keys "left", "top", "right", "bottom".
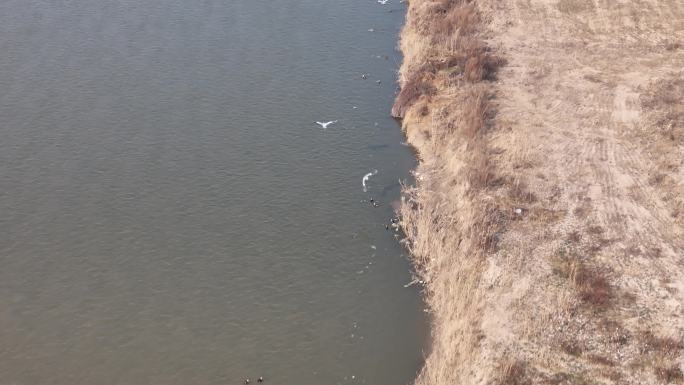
{"left": 655, "top": 365, "right": 684, "bottom": 384}
{"left": 391, "top": 0, "right": 503, "bottom": 119}
{"left": 495, "top": 360, "right": 527, "bottom": 385}
{"left": 639, "top": 331, "right": 684, "bottom": 356}
{"left": 395, "top": 1, "right": 508, "bottom": 384}
{"left": 552, "top": 251, "right": 612, "bottom": 308}
{"left": 394, "top": 0, "right": 684, "bottom": 384}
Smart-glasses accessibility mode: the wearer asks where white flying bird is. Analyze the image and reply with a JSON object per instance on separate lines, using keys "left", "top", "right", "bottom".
{"left": 362, "top": 169, "right": 378, "bottom": 192}
{"left": 377, "top": 0, "right": 388, "bottom": 4}
{"left": 315, "top": 120, "right": 338, "bottom": 129}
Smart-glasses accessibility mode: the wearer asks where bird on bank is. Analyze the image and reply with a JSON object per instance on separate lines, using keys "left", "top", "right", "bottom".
{"left": 315, "top": 120, "right": 338, "bottom": 129}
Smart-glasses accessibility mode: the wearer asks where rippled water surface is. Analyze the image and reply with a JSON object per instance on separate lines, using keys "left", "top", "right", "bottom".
{"left": 0, "top": 1, "right": 426, "bottom": 384}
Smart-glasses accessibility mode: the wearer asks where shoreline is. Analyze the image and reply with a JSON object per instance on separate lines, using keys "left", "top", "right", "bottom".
{"left": 394, "top": 0, "right": 684, "bottom": 384}
{"left": 393, "top": 1, "right": 503, "bottom": 383}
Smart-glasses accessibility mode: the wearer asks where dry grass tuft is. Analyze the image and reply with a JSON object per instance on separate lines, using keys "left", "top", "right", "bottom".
{"left": 432, "top": 3, "right": 479, "bottom": 38}
{"left": 665, "top": 41, "right": 681, "bottom": 51}
{"left": 462, "top": 88, "right": 488, "bottom": 138}
{"left": 556, "top": 0, "right": 595, "bottom": 13}
{"left": 576, "top": 269, "right": 611, "bottom": 307}
{"left": 600, "top": 319, "right": 630, "bottom": 345}
{"left": 560, "top": 339, "right": 583, "bottom": 356}
{"left": 641, "top": 75, "right": 684, "bottom": 142}
{"left": 393, "top": 0, "right": 503, "bottom": 118}
{"left": 496, "top": 360, "right": 527, "bottom": 385}
{"left": 464, "top": 47, "right": 507, "bottom": 81}
{"left": 543, "top": 371, "right": 594, "bottom": 385}
{"left": 507, "top": 179, "right": 538, "bottom": 204}
{"left": 655, "top": 365, "right": 684, "bottom": 383}
{"left": 393, "top": 72, "right": 438, "bottom": 118}
{"left": 552, "top": 250, "right": 612, "bottom": 308}
{"left": 463, "top": 88, "right": 496, "bottom": 190}
{"left": 639, "top": 331, "right": 684, "bottom": 356}
{"left": 637, "top": 73, "right": 684, "bottom": 228}
{"left": 528, "top": 208, "right": 566, "bottom": 223}
{"left": 586, "top": 354, "right": 616, "bottom": 366}
{"left": 567, "top": 230, "right": 582, "bottom": 243}
{"left": 477, "top": 203, "right": 507, "bottom": 251}
{"left": 469, "top": 147, "right": 495, "bottom": 190}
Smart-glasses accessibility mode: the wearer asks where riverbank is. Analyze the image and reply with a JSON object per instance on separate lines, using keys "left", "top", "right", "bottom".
{"left": 394, "top": 0, "right": 683, "bottom": 384}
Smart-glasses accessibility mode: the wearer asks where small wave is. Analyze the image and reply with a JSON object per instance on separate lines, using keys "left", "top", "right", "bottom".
{"left": 362, "top": 169, "right": 378, "bottom": 192}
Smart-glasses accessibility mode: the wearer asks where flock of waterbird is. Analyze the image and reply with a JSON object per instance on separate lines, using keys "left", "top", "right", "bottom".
{"left": 310, "top": 0, "right": 398, "bottom": 205}
{"left": 247, "top": 1, "right": 399, "bottom": 383}
{"left": 314, "top": 118, "right": 380, "bottom": 196}
{"left": 314, "top": 118, "right": 381, "bottom": 197}
{"left": 312, "top": 0, "right": 393, "bottom": 132}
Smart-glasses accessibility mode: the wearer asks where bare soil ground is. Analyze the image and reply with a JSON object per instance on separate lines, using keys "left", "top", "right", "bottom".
{"left": 395, "top": 0, "right": 684, "bottom": 384}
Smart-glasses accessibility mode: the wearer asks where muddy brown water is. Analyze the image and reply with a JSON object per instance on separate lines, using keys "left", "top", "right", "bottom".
{"left": 0, "top": 0, "right": 427, "bottom": 384}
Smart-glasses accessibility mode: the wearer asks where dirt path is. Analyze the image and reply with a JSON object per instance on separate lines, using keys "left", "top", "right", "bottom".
{"left": 478, "top": 0, "right": 684, "bottom": 382}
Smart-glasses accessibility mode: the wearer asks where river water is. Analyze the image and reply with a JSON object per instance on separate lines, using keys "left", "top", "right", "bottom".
{"left": 0, "top": 1, "right": 425, "bottom": 384}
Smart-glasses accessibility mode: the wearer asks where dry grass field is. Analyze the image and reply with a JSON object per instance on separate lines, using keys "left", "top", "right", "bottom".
{"left": 394, "top": 0, "right": 684, "bottom": 384}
